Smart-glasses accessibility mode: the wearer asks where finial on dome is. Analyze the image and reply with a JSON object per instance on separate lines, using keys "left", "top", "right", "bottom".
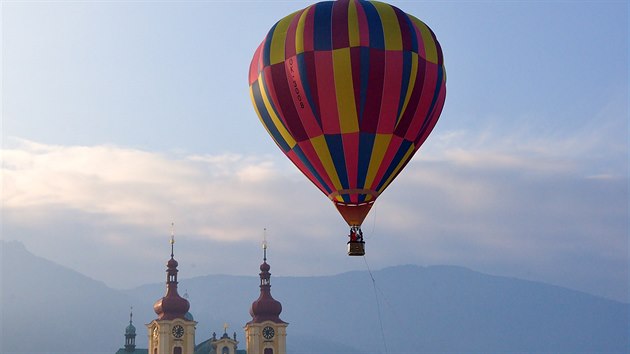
{"left": 129, "top": 306, "right": 133, "bottom": 324}
{"left": 170, "top": 222, "right": 175, "bottom": 258}
{"left": 262, "top": 228, "right": 268, "bottom": 262}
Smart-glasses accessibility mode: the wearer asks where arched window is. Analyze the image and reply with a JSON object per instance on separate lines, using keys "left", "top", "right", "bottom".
{"left": 222, "top": 346, "right": 229, "bottom": 354}
{"left": 173, "top": 346, "right": 182, "bottom": 354}
{"left": 264, "top": 348, "right": 273, "bottom": 354}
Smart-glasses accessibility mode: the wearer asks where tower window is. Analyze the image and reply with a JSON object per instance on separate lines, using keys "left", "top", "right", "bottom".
{"left": 173, "top": 347, "right": 182, "bottom": 354}
{"left": 264, "top": 349, "right": 273, "bottom": 354}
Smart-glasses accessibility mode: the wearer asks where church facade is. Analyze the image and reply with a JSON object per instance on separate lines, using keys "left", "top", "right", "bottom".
{"left": 116, "top": 240, "right": 287, "bottom": 354}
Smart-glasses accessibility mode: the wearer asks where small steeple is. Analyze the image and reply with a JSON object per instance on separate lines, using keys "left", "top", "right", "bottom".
{"left": 153, "top": 224, "right": 190, "bottom": 320}
{"left": 184, "top": 290, "right": 194, "bottom": 321}
{"left": 124, "top": 307, "right": 136, "bottom": 351}
{"left": 248, "top": 238, "right": 285, "bottom": 324}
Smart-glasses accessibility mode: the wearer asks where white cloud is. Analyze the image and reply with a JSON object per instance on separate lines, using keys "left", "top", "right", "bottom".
{"left": 2, "top": 138, "right": 325, "bottom": 247}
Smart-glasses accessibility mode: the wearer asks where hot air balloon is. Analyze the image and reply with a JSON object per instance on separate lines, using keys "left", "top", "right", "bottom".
{"left": 249, "top": 0, "right": 446, "bottom": 256}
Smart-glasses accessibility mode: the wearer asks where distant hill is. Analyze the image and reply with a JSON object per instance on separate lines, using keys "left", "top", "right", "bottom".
{"left": 1, "top": 240, "right": 136, "bottom": 354}
{"left": 2, "top": 241, "right": 628, "bottom": 354}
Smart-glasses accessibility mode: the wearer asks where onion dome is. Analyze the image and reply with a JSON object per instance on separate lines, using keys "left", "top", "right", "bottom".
{"left": 125, "top": 322, "right": 136, "bottom": 335}
{"left": 153, "top": 235, "right": 190, "bottom": 320}
{"left": 248, "top": 244, "right": 286, "bottom": 324}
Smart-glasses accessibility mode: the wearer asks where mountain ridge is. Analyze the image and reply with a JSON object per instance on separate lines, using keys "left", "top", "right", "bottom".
{"left": 2, "top": 240, "right": 628, "bottom": 354}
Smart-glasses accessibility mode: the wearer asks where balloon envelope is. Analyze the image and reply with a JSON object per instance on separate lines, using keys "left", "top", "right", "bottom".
{"left": 249, "top": 0, "right": 446, "bottom": 227}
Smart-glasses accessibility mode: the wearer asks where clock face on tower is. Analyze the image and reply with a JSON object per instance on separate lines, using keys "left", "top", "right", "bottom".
{"left": 262, "top": 326, "right": 275, "bottom": 340}
{"left": 172, "top": 325, "right": 185, "bottom": 338}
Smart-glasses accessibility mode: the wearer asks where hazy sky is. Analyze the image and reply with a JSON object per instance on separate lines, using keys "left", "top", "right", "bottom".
{"left": 2, "top": 1, "right": 628, "bottom": 302}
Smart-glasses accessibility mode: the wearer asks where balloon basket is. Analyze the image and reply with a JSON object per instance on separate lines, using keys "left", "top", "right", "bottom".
{"left": 347, "top": 241, "right": 365, "bottom": 256}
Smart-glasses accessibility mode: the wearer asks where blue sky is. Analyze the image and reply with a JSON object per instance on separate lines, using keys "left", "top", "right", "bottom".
{"left": 2, "top": 1, "right": 628, "bottom": 302}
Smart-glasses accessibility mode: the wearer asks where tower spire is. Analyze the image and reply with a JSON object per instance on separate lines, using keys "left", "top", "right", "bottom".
{"left": 248, "top": 236, "right": 285, "bottom": 324}
{"left": 153, "top": 226, "right": 190, "bottom": 320}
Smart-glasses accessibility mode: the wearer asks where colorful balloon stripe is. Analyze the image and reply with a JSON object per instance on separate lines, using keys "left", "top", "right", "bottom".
{"left": 249, "top": 0, "right": 446, "bottom": 226}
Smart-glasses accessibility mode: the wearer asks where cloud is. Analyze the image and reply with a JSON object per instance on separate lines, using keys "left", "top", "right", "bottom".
{"left": 3, "top": 138, "right": 300, "bottom": 240}
{"left": 2, "top": 135, "right": 627, "bottom": 301}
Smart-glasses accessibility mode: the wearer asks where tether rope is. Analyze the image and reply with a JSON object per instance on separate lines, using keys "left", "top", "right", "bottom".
{"left": 363, "top": 255, "right": 389, "bottom": 354}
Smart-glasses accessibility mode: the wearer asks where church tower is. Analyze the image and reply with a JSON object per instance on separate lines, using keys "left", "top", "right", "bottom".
{"left": 147, "top": 233, "right": 197, "bottom": 354}
{"left": 244, "top": 243, "right": 288, "bottom": 354}
{"left": 116, "top": 307, "right": 144, "bottom": 354}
